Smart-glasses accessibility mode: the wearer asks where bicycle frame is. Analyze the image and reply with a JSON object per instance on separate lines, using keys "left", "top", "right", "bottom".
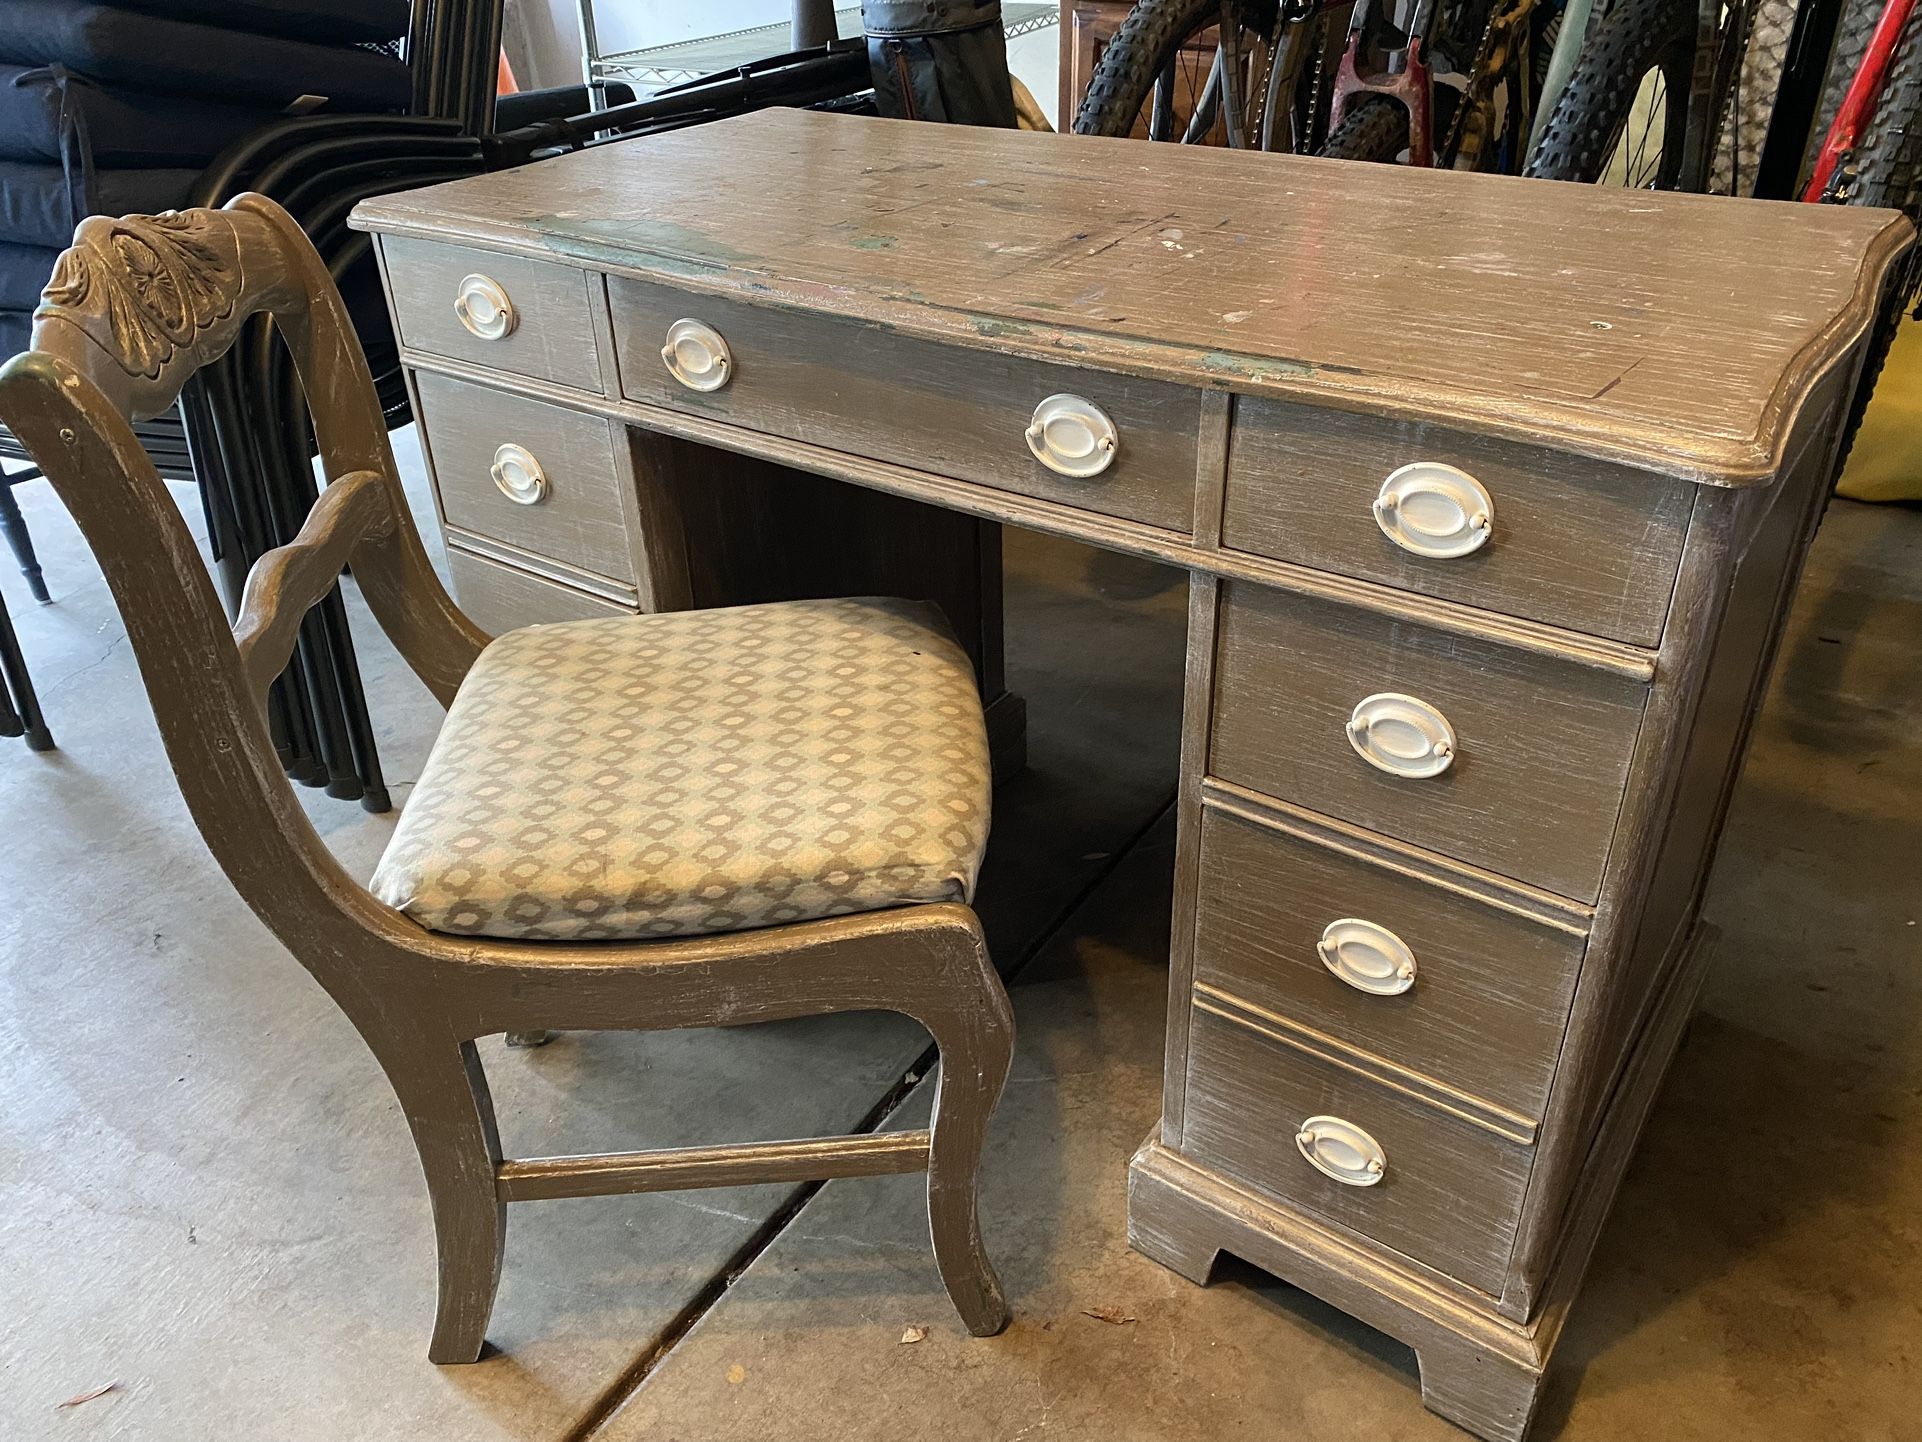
{"left": 1804, "top": 0, "right": 1922, "bottom": 200}
{"left": 1329, "top": 0, "right": 1439, "bottom": 163}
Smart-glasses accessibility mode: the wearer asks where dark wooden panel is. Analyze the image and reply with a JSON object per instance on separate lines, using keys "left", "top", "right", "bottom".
{"left": 1182, "top": 1005, "right": 1533, "bottom": 1295}
{"left": 1192, "top": 804, "right": 1587, "bottom": 1121}
{"left": 608, "top": 275, "right": 1201, "bottom": 533}
{"left": 415, "top": 372, "right": 632, "bottom": 583}
{"left": 382, "top": 237, "right": 603, "bottom": 392}
{"left": 1223, "top": 399, "right": 1694, "bottom": 645}
{"left": 447, "top": 547, "right": 632, "bottom": 634}
{"left": 1209, "top": 581, "right": 1648, "bottom": 902}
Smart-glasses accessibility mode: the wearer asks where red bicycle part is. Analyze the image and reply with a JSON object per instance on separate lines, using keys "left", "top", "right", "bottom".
{"left": 1805, "top": 0, "right": 1921, "bottom": 200}
{"left": 1329, "top": 35, "right": 1434, "bottom": 165}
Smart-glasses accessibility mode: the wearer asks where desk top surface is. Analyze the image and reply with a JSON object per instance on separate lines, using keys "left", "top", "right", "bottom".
{"left": 353, "top": 109, "right": 1911, "bottom": 483}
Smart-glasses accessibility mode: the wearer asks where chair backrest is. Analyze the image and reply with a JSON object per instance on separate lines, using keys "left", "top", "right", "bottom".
{"left": 0, "top": 197, "right": 489, "bottom": 986}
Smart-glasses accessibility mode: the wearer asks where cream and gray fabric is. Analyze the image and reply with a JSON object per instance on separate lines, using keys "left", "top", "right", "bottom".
{"left": 370, "top": 597, "right": 991, "bottom": 941}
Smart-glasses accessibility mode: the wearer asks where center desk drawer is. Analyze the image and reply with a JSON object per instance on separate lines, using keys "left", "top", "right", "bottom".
{"left": 1209, "top": 581, "right": 1647, "bottom": 903}
{"left": 1193, "top": 805, "right": 1585, "bottom": 1122}
{"left": 608, "top": 277, "right": 1200, "bottom": 534}
{"left": 414, "top": 372, "right": 634, "bottom": 585}
{"left": 1183, "top": 1004, "right": 1531, "bottom": 1295}
{"left": 1223, "top": 398, "right": 1694, "bottom": 646}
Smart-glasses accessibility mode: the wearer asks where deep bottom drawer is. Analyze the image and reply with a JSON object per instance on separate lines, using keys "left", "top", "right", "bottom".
{"left": 448, "top": 547, "right": 635, "bottom": 635}
{"left": 1180, "top": 1004, "right": 1531, "bottom": 1294}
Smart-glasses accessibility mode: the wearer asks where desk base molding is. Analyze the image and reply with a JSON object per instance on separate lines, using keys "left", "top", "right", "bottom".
{"left": 1130, "top": 920, "right": 1718, "bottom": 1442}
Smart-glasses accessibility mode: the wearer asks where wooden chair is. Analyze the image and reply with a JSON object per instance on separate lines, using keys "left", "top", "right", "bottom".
{"left": 0, "top": 196, "right": 1014, "bottom": 1358}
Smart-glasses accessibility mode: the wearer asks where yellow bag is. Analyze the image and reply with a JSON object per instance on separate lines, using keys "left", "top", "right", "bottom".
{"left": 1836, "top": 316, "right": 1922, "bottom": 502}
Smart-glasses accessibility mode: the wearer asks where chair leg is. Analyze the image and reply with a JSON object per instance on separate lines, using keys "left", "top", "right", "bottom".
{"left": 0, "top": 589, "right": 52, "bottom": 751}
{"left": 0, "top": 481, "right": 50, "bottom": 605}
{"left": 921, "top": 933, "right": 1016, "bottom": 1337}
{"left": 377, "top": 1036, "right": 507, "bottom": 1363}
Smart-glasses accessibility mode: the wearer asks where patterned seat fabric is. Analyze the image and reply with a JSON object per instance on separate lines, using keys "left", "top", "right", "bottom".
{"left": 370, "top": 597, "right": 991, "bottom": 941}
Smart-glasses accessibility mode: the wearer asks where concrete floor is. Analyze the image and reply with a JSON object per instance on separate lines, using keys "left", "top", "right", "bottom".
{"left": 0, "top": 434, "right": 1916, "bottom": 1441}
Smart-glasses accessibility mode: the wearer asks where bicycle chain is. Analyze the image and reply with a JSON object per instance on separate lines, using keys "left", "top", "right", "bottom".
{"left": 1440, "top": 0, "right": 1538, "bottom": 168}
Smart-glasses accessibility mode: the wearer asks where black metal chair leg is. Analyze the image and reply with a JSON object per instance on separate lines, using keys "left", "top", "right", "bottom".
{"left": 0, "top": 588, "right": 53, "bottom": 751}
{"left": 0, "top": 476, "right": 51, "bottom": 604}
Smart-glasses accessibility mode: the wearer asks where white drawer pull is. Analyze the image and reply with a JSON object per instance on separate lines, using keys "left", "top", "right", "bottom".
{"left": 1026, "top": 393, "right": 1118, "bottom": 477}
{"left": 1374, "top": 462, "right": 1494, "bottom": 558}
{"left": 1318, "top": 919, "right": 1417, "bottom": 995}
{"left": 661, "top": 318, "right": 732, "bottom": 392}
{"left": 454, "top": 273, "right": 517, "bottom": 341}
{"left": 1346, "top": 692, "right": 1456, "bottom": 778}
{"left": 1296, "top": 1116, "right": 1386, "bottom": 1187}
{"left": 490, "top": 443, "right": 548, "bottom": 505}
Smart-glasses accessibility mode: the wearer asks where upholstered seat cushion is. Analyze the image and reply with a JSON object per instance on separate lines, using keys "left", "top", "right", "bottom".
{"left": 371, "top": 597, "right": 992, "bottom": 942}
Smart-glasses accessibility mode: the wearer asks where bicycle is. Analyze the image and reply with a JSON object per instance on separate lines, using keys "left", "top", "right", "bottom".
{"left": 1532, "top": 0, "right": 1922, "bottom": 455}
{"left": 1073, "top": 0, "right": 1552, "bottom": 170}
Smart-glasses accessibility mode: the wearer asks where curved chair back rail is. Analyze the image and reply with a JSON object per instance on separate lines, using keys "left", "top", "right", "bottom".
{"left": 0, "top": 197, "right": 1014, "bottom": 1358}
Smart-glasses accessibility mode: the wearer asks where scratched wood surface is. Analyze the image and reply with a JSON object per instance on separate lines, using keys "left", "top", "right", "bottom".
{"left": 350, "top": 108, "right": 1910, "bottom": 483}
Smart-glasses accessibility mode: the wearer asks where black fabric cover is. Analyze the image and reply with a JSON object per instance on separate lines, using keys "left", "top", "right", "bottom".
{"left": 0, "top": 243, "right": 60, "bottom": 311}
{"left": 0, "top": 310, "right": 30, "bottom": 363}
{"left": 1, "top": 64, "right": 279, "bottom": 166}
{"left": 0, "top": 162, "right": 199, "bottom": 248}
{"left": 107, "top": 0, "right": 408, "bottom": 46}
{"left": 0, "top": 1, "right": 411, "bottom": 111}
{"left": 862, "top": 0, "right": 1017, "bottom": 127}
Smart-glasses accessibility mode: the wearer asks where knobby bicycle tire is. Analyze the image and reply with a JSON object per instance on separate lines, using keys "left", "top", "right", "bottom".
{"left": 1073, "top": 0, "right": 1280, "bottom": 139}
{"left": 1318, "top": 94, "right": 1412, "bottom": 160}
{"left": 1524, "top": 0, "right": 1695, "bottom": 184}
{"left": 1802, "top": 0, "right": 1889, "bottom": 184}
{"left": 1831, "top": 0, "right": 1922, "bottom": 466}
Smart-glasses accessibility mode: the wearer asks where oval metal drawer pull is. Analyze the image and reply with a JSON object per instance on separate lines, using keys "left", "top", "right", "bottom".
{"left": 489, "top": 443, "right": 549, "bottom": 506}
{"left": 661, "top": 318, "right": 732, "bottom": 392}
{"left": 454, "top": 273, "right": 517, "bottom": 341}
{"left": 1374, "top": 462, "right": 1494, "bottom": 558}
{"left": 1346, "top": 692, "right": 1456, "bottom": 778}
{"left": 1318, "top": 918, "right": 1417, "bottom": 995}
{"left": 1296, "top": 1116, "right": 1387, "bottom": 1187}
{"left": 1026, "top": 393, "right": 1118, "bottom": 477}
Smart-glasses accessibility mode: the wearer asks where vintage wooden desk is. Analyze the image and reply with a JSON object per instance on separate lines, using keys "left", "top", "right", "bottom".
{"left": 350, "top": 111, "right": 1907, "bottom": 1441}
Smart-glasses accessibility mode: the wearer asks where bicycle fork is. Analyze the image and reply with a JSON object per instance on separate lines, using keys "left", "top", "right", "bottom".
{"left": 1329, "top": 0, "right": 1436, "bottom": 163}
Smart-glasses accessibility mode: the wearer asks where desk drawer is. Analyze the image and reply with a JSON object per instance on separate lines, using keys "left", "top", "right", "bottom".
{"left": 383, "top": 237, "right": 604, "bottom": 392}
{"left": 1222, "top": 399, "right": 1693, "bottom": 646}
{"left": 1208, "top": 581, "right": 1646, "bottom": 903}
{"left": 1182, "top": 1004, "right": 1531, "bottom": 1295}
{"left": 1192, "top": 804, "right": 1585, "bottom": 1122}
{"left": 448, "top": 547, "right": 633, "bottom": 635}
{"left": 607, "top": 277, "right": 1199, "bottom": 534}
{"left": 415, "top": 372, "right": 634, "bottom": 585}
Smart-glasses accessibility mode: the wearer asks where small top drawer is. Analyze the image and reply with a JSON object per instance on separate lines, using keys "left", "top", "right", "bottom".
{"left": 607, "top": 277, "right": 1201, "bottom": 535}
{"left": 1222, "top": 399, "right": 1695, "bottom": 646}
{"left": 382, "top": 237, "right": 605, "bottom": 393}
{"left": 1208, "top": 581, "right": 1648, "bottom": 903}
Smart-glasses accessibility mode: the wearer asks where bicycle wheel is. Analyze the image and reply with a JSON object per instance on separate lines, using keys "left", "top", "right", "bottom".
{"left": 1319, "top": 94, "right": 1412, "bottom": 160}
{"left": 1075, "top": 0, "right": 1282, "bottom": 145}
{"left": 1523, "top": 0, "right": 1695, "bottom": 186}
{"left": 1829, "top": 0, "right": 1922, "bottom": 465}
{"left": 1801, "top": 0, "right": 1888, "bottom": 185}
